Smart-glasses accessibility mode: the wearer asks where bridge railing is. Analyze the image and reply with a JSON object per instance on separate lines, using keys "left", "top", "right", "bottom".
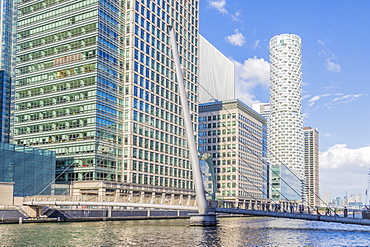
{"left": 212, "top": 198, "right": 368, "bottom": 219}
{"left": 23, "top": 194, "right": 198, "bottom": 207}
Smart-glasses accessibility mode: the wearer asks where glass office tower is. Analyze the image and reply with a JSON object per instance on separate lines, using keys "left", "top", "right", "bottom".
{"left": 0, "top": 0, "right": 15, "bottom": 143}
{"left": 15, "top": 0, "right": 199, "bottom": 194}
{"left": 15, "top": 0, "right": 124, "bottom": 182}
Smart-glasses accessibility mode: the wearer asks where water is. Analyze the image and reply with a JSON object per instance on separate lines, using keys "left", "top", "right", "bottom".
{"left": 1, "top": 217, "right": 370, "bottom": 246}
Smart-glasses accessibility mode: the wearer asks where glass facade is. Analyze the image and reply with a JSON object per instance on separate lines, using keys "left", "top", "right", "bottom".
{"left": 123, "top": 0, "right": 199, "bottom": 193}
{"left": 15, "top": 0, "right": 200, "bottom": 194}
{"left": 15, "top": 0, "right": 124, "bottom": 183}
{"left": 0, "top": 142, "right": 56, "bottom": 197}
{"left": 0, "top": 0, "right": 15, "bottom": 143}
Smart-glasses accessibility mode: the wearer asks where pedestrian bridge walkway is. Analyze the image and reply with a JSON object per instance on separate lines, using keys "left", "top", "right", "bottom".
{"left": 214, "top": 207, "right": 370, "bottom": 226}
{"left": 22, "top": 195, "right": 370, "bottom": 226}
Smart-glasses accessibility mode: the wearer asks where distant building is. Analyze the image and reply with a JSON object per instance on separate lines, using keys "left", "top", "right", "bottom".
{"left": 0, "top": 142, "right": 55, "bottom": 197}
{"left": 304, "top": 127, "right": 319, "bottom": 206}
{"left": 268, "top": 34, "right": 304, "bottom": 201}
{"left": 252, "top": 103, "right": 271, "bottom": 121}
{"left": 198, "top": 99, "right": 267, "bottom": 201}
{"left": 198, "top": 35, "right": 235, "bottom": 103}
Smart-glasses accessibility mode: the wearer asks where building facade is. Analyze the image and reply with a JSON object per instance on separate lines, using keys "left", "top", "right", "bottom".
{"left": 268, "top": 34, "right": 304, "bottom": 201}
{"left": 0, "top": 0, "right": 16, "bottom": 143}
{"left": 198, "top": 100, "right": 267, "bottom": 201}
{"left": 0, "top": 142, "right": 56, "bottom": 197}
{"left": 15, "top": 0, "right": 199, "bottom": 195}
{"left": 304, "top": 127, "right": 319, "bottom": 206}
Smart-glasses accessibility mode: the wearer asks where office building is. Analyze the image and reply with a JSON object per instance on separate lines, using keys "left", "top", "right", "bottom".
{"left": 15, "top": 0, "right": 199, "bottom": 195}
{"left": 0, "top": 0, "right": 15, "bottom": 143}
{"left": 304, "top": 127, "right": 319, "bottom": 206}
{"left": 198, "top": 99, "right": 267, "bottom": 201}
{"left": 268, "top": 34, "right": 304, "bottom": 201}
{"left": 198, "top": 35, "right": 234, "bottom": 103}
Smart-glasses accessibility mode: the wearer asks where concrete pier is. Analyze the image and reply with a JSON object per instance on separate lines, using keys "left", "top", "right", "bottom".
{"left": 189, "top": 213, "right": 218, "bottom": 226}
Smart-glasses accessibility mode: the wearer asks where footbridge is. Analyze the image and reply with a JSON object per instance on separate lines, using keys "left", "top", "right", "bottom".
{"left": 22, "top": 195, "right": 370, "bottom": 226}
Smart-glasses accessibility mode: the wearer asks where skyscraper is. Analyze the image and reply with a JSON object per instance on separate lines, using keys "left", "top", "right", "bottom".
{"left": 0, "top": 0, "right": 15, "bottom": 143}
{"left": 304, "top": 127, "right": 319, "bottom": 206}
{"left": 268, "top": 34, "right": 304, "bottom": 201}
{"left": 15, "top": 0, "right": 199, "bottom": 195}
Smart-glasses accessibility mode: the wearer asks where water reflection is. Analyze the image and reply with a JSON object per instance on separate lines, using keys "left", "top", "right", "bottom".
{"left": 1, "top": 217, "right": 370, "bottom": 246}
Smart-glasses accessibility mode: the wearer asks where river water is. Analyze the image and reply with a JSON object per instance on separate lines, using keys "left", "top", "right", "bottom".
{"left": 1, "top": 217, "right": 370, "bottom": 246}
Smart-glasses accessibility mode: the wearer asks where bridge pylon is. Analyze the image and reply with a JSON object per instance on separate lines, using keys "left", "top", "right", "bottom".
{"left": 168, "top": 25, "right": 217, "bottom": 226}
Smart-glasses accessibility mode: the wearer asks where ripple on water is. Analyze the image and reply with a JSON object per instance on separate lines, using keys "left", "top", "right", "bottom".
{"left": 1, "top": 217, "right": 370, "bottom": 246}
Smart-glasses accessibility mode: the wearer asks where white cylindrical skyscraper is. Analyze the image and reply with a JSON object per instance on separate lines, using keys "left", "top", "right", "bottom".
{"left": 268, "top": 34, "right": 304, "bottom": 201}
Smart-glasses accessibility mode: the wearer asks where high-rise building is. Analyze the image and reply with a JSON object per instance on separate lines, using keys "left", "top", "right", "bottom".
{"left": 198, "top": 35, "right": 234, "bottom": 103}
{"left": 0, "top": 0, "right": 15, "bottom": 143}
{"left": 198, "top": 99, "right": 267, "bottom": 201}
{"left": 304, "top": 127, "right": 319, "bottom": 206}
{"left": 15, "top": 0, "right": 199, "bottom": 196}
{"left": 268, "top": 34, "right": 304, "bottom": 201}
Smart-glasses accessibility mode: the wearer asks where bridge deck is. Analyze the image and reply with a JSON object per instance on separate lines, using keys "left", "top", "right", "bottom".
{"left": 215, "top": 207, "right": 370, "bottom": 226}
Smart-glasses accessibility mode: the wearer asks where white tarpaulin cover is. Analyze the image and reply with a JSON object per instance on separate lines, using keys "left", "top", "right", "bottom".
{"left": 198, "top": 36, "right": 235, "bottom": 103}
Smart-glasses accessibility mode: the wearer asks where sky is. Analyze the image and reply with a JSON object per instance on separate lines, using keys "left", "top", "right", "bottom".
{"left": 199, "top": 0, "right": 370, "bottom": 202}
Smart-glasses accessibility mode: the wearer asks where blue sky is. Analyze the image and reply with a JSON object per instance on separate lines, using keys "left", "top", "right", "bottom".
{"left": 199, "top": 0, "right": 370, "bottom": 202}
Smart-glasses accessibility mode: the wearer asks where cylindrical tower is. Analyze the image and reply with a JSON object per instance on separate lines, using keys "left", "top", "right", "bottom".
{"left": 268, "top": 34, "right": 304, "bottom": 201}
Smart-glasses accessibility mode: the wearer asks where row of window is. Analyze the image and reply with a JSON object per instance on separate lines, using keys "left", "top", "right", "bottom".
{"left": 131, "top": 147, "right": 190, "bottom": 166}
{"left": 133, "top": 134, "right": 184, "bottom": 153}
{"left": 132, "top": 160, "right": 191, "bottom": 179}
{"left": 19, "top": 10, "right": 98, "bottom": 39}
{"left": 17, "top": 23, "right": 97, "bottom": 51}
{"left": 132, "top": 173, "right": 193, "bottom": 190}
{"left": 132, "top": 124, "right": 186, "bottom": 157}
{"left": 19, "top": 0, "right": 97, "bottom": 27}
{"left": 133, "top": 111, "right": 184, "bottom": 138}
{"left": 16, "top": 90, "right": 93, "bottom": 110}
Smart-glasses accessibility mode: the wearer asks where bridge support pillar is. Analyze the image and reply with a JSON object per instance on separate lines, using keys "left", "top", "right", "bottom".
{"left": 107, "top": 206, "right": 112, "bottom": 218}
{"left": 189, "top": 213, "right": 217, "bottom": 226}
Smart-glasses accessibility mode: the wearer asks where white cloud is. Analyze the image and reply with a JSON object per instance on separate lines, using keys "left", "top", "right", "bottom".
{"left": 231, "top": 10, "right": 242, "bottom": 21}
{"left": 308, "top": 93, "right": 330, "bottom": 107}
{"left": 320, "top": 144, "right": 370, "bottom": 198}
{"left": 318, "top": 40, "right": 325, "bottom": 45}
{"left": 325, "top": 94, "right": 365, "bottom": 109}
{"left": 251, "top": 39, "right": 260, "bottom": 49}
{"left": 333, "top": 94, "right": 362, "bottom": 102}
{"left": 302, "top": 94, "right": 311, "bottom": 100}
{"left": 326, "top": 58, "right": 341, "bottom": 73}
{"left": 208, "top": 0, "right": 228, "bottom": 14}
{"left": 318, "top": 40, "right": 341, "bottom": 73}
{"left": 233, "top": 57, "right": 270, "bottom": 106}
{"left": 226, "top": 29, "right": 246, "bottom": 46}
